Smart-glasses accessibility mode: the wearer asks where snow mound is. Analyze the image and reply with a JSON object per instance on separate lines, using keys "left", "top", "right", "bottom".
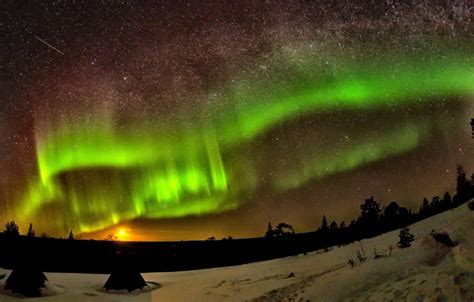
{"left": 40, "top": 281, "right": 67, "bottom": 296}
{"left": 100, "top": 281, "right": 160, "bottom": 295}
{"left": 0, "top": 279, "right": 66, "bottom": 298}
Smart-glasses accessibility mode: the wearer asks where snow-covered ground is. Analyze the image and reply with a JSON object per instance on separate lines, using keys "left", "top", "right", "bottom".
{"left": 1, "top": 202, "right": 473, "bottom": 301}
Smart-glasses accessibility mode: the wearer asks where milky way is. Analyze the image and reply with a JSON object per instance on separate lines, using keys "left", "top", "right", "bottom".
{"left": 1, "top": 1, "right": 473, "bottom": 240}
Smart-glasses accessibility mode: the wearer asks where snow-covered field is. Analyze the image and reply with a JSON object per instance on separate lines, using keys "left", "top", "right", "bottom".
{"left": 1, "top": 202, "right": 473, "bottom": 301}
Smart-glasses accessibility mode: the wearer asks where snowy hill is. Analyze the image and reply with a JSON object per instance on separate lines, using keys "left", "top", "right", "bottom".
{"left": 1, "top": 202, "right": 473, "bottom": 301}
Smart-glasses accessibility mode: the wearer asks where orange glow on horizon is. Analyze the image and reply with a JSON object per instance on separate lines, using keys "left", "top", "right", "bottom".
{"left": 116, "top": 228, "right": 129, "bottom": 241}
{"left": 84, "top": 226, "right": 224, "bottom": 242}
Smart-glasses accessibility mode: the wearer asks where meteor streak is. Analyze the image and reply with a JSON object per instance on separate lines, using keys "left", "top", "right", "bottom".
{"left": 33, "top": 34, "right": 64, "bottom": 55}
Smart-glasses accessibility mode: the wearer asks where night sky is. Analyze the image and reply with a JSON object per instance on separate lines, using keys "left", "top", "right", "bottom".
{"left": 1, "top": 1, "right": 473, "bottom": 241}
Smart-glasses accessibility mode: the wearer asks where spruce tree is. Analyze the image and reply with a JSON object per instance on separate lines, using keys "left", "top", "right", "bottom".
{"left": 398, "top": 227, "right": 415, "bottom": 248}
{"left": 419, "top": 197, "right": 430, "bottom": 216}
{"left": 265, "top": 222, "right": 274, "bottom": 238}
{"left": 443, "top": 192, "right": 452, "bottom": 208}
{"left": 456, "top": 165, "right": 470, "bottom": 203}
{"left": 320, "top": 215, "right": 329, "bottom": 231}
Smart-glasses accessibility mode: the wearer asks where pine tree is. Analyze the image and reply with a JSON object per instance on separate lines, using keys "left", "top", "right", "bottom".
{"left": 265, "top": 222, "right": 274, "bottom": 238}
{"left": 443, "top": 192, "right": 452, "bottom": 208}
{"left": 384, "top": 201, "right": 401, "bottom": 227}
{"left": 431, "top": 196, "right": 441, "bottom": 213}
{"left": 320, "top": 215, "right": 329, "bottom": 231}
{"left": 330, "top": 220, "right": 338, "bottom": 230}
{"left": 456, "top": 165, "right": 470, "bottom": 203}
{"left": 360, "top": 196, "right": 381, "bottom": 224}
{"left": 27, "top": 223, "right": 35, "bottom": 237}
{"left": 358, "top": 196, "right": 382, "bottom": 238}
{"left": 68, "top": 230, "right": 75, "bottom": 240}
{"left": 398, "top": 227, "right": 415, "bottom": 248}
{"left": 419, "top": 197, "right": 430, "bottom": 216}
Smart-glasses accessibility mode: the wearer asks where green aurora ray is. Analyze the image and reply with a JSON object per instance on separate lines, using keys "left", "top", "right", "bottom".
{"left": 16, "top": 40, "right": 474, "bottom": 234}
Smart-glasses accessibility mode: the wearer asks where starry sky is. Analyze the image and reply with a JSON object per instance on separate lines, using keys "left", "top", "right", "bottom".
{"left": 1, "top": 1, "right": 473, "bottom": 241}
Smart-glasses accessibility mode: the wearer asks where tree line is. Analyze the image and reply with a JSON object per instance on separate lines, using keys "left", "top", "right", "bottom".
{"left": 2, "top": 220, "right": 76, "bottom": 240}
{"left": 265, "top": 165, "right": 474, "bottom": 250}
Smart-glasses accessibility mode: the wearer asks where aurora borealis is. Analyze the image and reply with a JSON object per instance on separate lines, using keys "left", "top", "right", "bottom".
{"left": 1, "top": 1, "right": 473, "bottom": 240}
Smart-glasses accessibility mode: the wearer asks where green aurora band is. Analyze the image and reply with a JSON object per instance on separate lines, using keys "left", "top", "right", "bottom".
{"left": 17, "top": 42, "right": 474, "bottom": 234}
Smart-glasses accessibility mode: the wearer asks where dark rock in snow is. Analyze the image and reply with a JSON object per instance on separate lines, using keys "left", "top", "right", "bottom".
{"left": 430, "top": 231, "right": 456, "bottom": 247}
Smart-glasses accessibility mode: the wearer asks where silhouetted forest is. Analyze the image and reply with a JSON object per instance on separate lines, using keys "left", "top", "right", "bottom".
{"left": 265, "top": 165, "right": 474, "bottom": 251}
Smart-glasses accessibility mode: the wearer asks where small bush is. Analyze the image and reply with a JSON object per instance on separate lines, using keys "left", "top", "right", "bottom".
{"left": 398, "top": 227, "right": 415, "bottom": 248}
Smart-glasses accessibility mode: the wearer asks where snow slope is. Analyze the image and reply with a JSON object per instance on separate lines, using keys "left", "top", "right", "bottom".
{"left": 1, "top": 202, "right": 473, "bottom": 301}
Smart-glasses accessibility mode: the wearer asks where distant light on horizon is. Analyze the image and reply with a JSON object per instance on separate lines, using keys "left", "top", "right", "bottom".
{"left": 117, "top": 228, "right": 129, "bottom": 241}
